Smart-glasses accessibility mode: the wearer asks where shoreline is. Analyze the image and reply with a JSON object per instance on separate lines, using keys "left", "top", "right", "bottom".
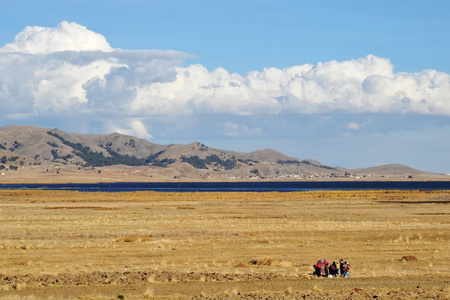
{"left": 1, "top": 177, "right": 450, "bottom": 185}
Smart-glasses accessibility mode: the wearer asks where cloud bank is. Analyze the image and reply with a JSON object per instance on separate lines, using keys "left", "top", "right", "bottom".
{"left": 0, "top": 21, "right": 449, "bottom": 138}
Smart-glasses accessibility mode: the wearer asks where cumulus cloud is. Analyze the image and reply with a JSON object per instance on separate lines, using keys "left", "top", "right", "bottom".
{"left": 0, "top": 21, "right": 449, "bottom": 140}
{"left": 0, "top": 21, "right": 112, "bottom": 53}
{"left": 104, "top": 119, "right": 153, "bottom": 139}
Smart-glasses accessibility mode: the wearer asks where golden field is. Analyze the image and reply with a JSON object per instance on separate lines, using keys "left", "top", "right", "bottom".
{"left": 0, "top": 189, "right": 449, "bottom": 299}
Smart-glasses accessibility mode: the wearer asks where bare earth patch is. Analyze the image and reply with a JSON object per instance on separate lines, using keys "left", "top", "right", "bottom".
{"left": 0, "top": 189, "right": 449, "bottom": 299}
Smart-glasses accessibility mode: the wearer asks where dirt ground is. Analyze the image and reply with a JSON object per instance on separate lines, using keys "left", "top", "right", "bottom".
{"left": 1, "top": 190, "right": 449, "bottom": 299}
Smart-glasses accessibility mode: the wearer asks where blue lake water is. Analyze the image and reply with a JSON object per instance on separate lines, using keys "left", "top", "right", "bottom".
{"left": 0, "top": 181, "right": 449, "bottom": 192}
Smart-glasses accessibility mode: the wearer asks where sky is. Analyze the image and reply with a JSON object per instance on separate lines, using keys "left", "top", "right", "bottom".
{"left": 0, "top": 0, "right": 449, "bottom": 173}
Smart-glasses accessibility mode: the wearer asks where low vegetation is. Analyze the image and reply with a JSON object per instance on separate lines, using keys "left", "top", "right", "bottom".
{"left": 181, "top": 154, "right": 237, "bottom": 170}
{"left": 46, "top": 131, "right": 172, "bottom": 168}
{"left": 276, "top": 159, "right": 337, "bottom": 170}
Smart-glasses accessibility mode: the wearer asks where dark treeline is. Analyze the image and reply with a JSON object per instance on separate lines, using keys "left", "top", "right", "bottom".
{"left": 181, "top": 154, "right": 237, "bottom": 170}
{"left": 46, "top": 131, "right": 172, "bottom": 167}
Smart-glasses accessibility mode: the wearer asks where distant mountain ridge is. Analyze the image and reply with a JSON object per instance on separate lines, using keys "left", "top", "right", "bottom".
{"left": 0, "top": 125, "right": 446, "bottom": 182}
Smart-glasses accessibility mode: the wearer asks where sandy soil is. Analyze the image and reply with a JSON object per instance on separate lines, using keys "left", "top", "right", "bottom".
{"left": 1, "top": 190, "right": 449, "bottom": 299}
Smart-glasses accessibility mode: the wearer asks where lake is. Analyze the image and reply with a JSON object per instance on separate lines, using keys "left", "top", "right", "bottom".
{"left": 0, "top": 181, "right": 449, "bottom": 192}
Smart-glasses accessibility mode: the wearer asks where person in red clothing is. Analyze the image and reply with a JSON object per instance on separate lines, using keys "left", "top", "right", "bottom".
{"left": 323, "top": 259, "right": 329, "bottom": 276}
{"left": 314, "top": 259, "right": 350, "bottom": 278}
{"left": 313, "top": 259, "right": 328, "bottom": 277}
{"left": 313, "top": 260, "right": 323, "bottom": 277}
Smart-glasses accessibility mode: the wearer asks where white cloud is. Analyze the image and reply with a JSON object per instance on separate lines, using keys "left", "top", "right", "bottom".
{"left": 347, "top": 122, "right": 360, "bottom": 130}
{"left": 0, "top": 21, "right": 112, "bottom": 54}
{"left": 104, "top": 119, "right": 153, "bottom": 139}
{"left": 0, "top": 21, "right": 449, "bottom": 141}
{"left": 222, "top": 121, "right": 262, "bottom": 137}
{"left": 222, "top": 122, "right": 239, "bottom": 137}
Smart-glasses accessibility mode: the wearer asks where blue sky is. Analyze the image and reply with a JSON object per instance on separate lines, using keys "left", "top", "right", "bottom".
{"left": 0, "top": 0, "right": 449, "bottom": 173}
{"left": 2, "top": 1, "right": 449, "bottom": 74}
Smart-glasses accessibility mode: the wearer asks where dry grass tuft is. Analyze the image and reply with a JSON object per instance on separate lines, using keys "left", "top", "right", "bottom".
{"left": 115, "top": 237, "right": 138, "bottom": 243}
{"left": 248, "top": 257, "right": 294, "bottom": 267}
{"left": 234, "top": 262, "right": 247, "bottom": 268}
{"left": 312, "top": 285, "right": 323, "bottom": 293}
{"left": 177, "top": 206, "right": 195, "bottom": 210}
{"left": 400, "top": 255, "right": 418, "bottom": 262}
{"left": 45, "top": 206, "right": 117, "bottom": 210}
{"left": 142, "top": 288, "right": 154, "bottom": 298}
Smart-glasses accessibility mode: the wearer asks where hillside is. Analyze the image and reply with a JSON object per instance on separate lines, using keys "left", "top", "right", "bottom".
{"left": 0, "top": 125, "right": 446, "bottom": 182}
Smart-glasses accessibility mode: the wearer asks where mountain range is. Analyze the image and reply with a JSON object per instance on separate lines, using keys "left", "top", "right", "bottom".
{"left": 0, "top": 125, "right": 446, "bottom": 182}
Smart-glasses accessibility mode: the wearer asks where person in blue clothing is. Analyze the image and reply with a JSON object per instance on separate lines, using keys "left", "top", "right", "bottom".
{"left": 313, "top": 258, "right": 350, "bottom": 278}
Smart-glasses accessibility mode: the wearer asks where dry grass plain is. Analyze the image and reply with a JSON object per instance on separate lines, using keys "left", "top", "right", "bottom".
{"left": 1, "top": 189, "right": 449, "bottom": 299}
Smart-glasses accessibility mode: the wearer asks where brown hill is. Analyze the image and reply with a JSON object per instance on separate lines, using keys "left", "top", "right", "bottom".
{"left": 0, "top": 125, "right": 446, "bottom": 182}
{"left": 353, "top": 164, "right": 442, "bottom": 178}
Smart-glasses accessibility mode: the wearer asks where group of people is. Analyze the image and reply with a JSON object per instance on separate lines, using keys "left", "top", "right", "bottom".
{"left": 313, "top": 259, "right": 350, "bottom": 278}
